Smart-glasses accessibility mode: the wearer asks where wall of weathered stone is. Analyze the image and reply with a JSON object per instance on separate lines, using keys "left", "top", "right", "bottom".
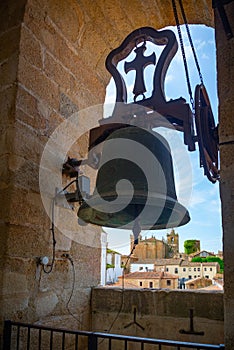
{"left": 1, "top": 0, "right": 234, "bottom": 348}
{"left": 0, "top": 0, "right": 105, "bottom": 340}
{"left": 0, "top": 0, "right": 28, "bottom": 332}
{"left": 92, "top": 288, "right": 224, "bottom": 348}
{"left": 215, "top": 2, "right": 234, "bottom": 349}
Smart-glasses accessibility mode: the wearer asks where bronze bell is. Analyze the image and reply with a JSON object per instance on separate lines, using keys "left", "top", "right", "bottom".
{"left": 78, "top": 126, "right": 190, "bottom": 230}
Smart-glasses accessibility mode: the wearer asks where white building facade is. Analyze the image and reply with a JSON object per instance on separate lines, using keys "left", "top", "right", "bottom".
{"left": 106, "top": 250, "right": 123, "bottom": 284}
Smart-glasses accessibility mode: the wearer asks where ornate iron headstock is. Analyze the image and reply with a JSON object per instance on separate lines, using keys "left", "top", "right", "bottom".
{"left": 87, "top": 27, "right": 219, "bottom": 183}
{"left": 91, "top": 27, "right": 195, "bottom": 153}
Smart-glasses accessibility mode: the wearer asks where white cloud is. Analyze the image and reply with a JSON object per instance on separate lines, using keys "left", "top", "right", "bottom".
{"left": 194, "top": 39, "right": 206, "bottom": 50}
{"left": 188, "top": 189, "right": 207, "bottom": 208}
{"left": 165, "top": 74, "right": 174, "bottom": 83}
{"left": 201, "top": 53, "right": 209, "bottom": 59}
{"left": 208, "top": 39, "right": 214, "bottom": 45}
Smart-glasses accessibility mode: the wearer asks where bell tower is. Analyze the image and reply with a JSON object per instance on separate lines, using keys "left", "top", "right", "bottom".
{"left": 167, "top": 229, "right": 179, "bottom": 257}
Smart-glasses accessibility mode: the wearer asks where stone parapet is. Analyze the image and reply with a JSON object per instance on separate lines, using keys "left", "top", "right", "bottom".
{"left": 92, "top": 287, "right": 224, "bottom": 346}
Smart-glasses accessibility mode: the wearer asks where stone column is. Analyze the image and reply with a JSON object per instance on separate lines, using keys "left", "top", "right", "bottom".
{"left": 0, "top": 0, "right": 28, "bottom": 332}
{"left": 214, "top": 2, "right": 234, "bottom": 349}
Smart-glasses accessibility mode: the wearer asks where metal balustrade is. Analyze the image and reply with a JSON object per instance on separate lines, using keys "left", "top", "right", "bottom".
{"left": 3, "top": 320, "right": 225, "bottom": 350}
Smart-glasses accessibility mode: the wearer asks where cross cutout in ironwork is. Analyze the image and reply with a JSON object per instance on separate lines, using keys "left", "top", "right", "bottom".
{"left": 124, "top": 43, "right": 156, "bottom": 102}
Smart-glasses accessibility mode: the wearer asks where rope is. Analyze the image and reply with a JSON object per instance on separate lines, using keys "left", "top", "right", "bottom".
{"left": 171, "top": 0, "right": 194, "bottom": 110}
{"left": 178, "top": 0, "right": 204, "bottom": 85}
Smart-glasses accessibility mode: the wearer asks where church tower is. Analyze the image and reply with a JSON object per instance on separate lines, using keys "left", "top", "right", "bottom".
{"left": 167, "top": 229, "right": 179, "bottom": 257}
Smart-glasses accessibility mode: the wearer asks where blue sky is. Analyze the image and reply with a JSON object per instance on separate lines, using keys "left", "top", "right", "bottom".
{"left": 103, "top": 25, "right": 222, "bottom": 255}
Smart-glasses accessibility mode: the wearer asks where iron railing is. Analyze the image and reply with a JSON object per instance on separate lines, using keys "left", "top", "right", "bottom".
{"left": 2, "top": 320, "right": 225, "bottom": 350}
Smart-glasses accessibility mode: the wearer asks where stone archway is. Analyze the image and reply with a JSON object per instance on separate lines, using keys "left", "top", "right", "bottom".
{"left": 0, "top": 0, "right": 233, "bottom": 348}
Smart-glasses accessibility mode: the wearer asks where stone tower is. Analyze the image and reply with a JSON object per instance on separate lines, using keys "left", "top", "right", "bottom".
{"left": 167, "top": 229, "right": 179, "bottom": 257}
{"left": 130, "top": 234, "right": 168, "bottom": 259}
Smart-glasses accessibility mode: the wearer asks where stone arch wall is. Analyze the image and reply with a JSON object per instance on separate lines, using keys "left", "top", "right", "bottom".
{"left": 0, "top": 0, "right": 234, "bottom": 348}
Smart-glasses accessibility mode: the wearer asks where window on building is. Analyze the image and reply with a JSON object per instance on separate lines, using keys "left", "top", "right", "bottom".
{"left": 149, "top": 281, "right": 153, "bottom": 288}
{"left": 205, "top": 275, "right": 209, "bottom": 279}
{"left": 189, "top": 275, "right": 192, "bottom": 279}
{"left": 194, "top": 268, "right": 196, "bottom": 271}
{"left": 167, "top": 280, "right": 171, "bottom": 286}
{"left": 166, "top": 267, "right": 169, "bottom": 272}
{"left": 210, "top": 268, "right": 212, "bottom": 271}
{"left": 204, "top": 267, "right": 207, "bottom": 271}
{"left": 139, "top": 267, "right": 143, "bottom": 271}
{"left": 183, "top": 268, "right": 186, "bottom": 272}
{"left": 198, "top": 268, "right": 200, "bottom": 271}
{"left": 198, "top": 275, "right": 200, "bottom": 277}
{"left": 175, "top": 268, "right": 178, "bottom": 274}
{"left": 139, "top": 281, "right": 142, "bottom": 286}
{"left": 189, "top": 267, "right": 191, "bottom": 271}
{"left": 194, "top": 275, "right": 197, "bottom": 278}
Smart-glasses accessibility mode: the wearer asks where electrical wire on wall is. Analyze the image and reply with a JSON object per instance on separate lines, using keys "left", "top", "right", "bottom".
{"left": 37, "top": 175, "right": 84, "bottom": 326}
{"left": 62, "top": 253, "right": 83, "bottom": 327}
{"left": 100, "top": 242, "right": 137, "bottom": 340}
{"left": 41, "top": 178, "right": 78, "bottom": 274}
{"left": 42, "top": 198, "right": 56, "bottom": 274}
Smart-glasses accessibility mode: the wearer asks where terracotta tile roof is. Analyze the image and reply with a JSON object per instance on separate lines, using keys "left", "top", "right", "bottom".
{"left": 185, "top": 277, "right": 212, "bottom": 284}
{"left": 139, "top": 237, "right": 158, "bottom": 242}
{"left": 131, "top": 259, "right": 155, "bottom": 264}
{"left": 199, "top": 284, "right": 223, "bottom": 291}
{"left": 104, "top": 281, "right": 139, "bottom": 288}
{"left": 120, "top": 271, "right": 178, "bottom": 279}
{"left": 154, "top": 258, "right": 183, "bottom": 266}
{"left": 180, "top": 261, "right": 219, "bottom": 267}
{"left": 190, "top": 250, "right": 215, "bottom": 257}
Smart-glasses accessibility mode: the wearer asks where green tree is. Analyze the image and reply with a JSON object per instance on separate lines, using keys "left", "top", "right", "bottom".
{"left": 191, "top": 257, "right": 203, "bottom": 262}
{"left": 184, "top": 240, "right": 198, "bottom": 255}
{"left": 206, "top": 256, "right": 224, "bottom": 272}
{"left": 191, "top": 256, "right": 224, "bottom": 273}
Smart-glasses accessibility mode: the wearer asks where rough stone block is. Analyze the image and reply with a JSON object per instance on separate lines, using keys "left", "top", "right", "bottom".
{"left": 19, "top": 24, "right": 43, "bottom": 69}
{"left": 2, "top": 272, "right": 28, "bottom": 295}
{"left": 0, "top": 154, "right": 10, "bottom": 188}
{"left": 0, "top": 52, "right": 18, "bottom": 88}
{"left": 0, "top": 294, "right": 29, "bottom": 321}
{"left": 0, "top": 25, "right": 21, "bottom": 63}
{"left": 53, "top": 231, "right": 72, "bottom": 251}
{"left": 43, "top": 0, "right": 84, "bottom": 43}
{"left": 0, "top": 187, "right": 12, "bottom": 222}
{"left": 16, "top": 86, "right": 56, "bottom": 135}
{"left": 18, "top": 56, "right": 60, "bottom": 111}
{"left": 0, "top": 85, "right": 17, "bottom": 125}
{"left": 75, "top": 21, "right": 109, "bottom": 71}
{"left": 44, "top": 53, "right": 72, "bottom": 93}
{"left": 0, "top": 125, "right": 15, "bottom": 157}
{"left": 39, "top": 259, "right": 71, "bottom": 293}
{"left": 0, "top": 223, "right": 9, "bottom": 258}
{"left": 59, "top": 92, "right": 78, "bottom": 119}
{"left": 0, "top": 0, "right": 27, "bottom": 33}
{"left": 6, "top": 223, "right": 51, "bottom": 258}
{"left": 12, "top": 121, "right": 45, "bottom": 163}
{"left": 23, "top": 2, "right": 105, "bottom": 108}
{"left": 220, "top": 144, "right": 234, "bottom": 171}
{"left": 219, "top": 102, "right": 234, "bottom": 143}
{"left": 8, "top": 187, "right": 49, "bottom": 228}
{"left": 35, "top": 291, "right": 59, "bottom": 318}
